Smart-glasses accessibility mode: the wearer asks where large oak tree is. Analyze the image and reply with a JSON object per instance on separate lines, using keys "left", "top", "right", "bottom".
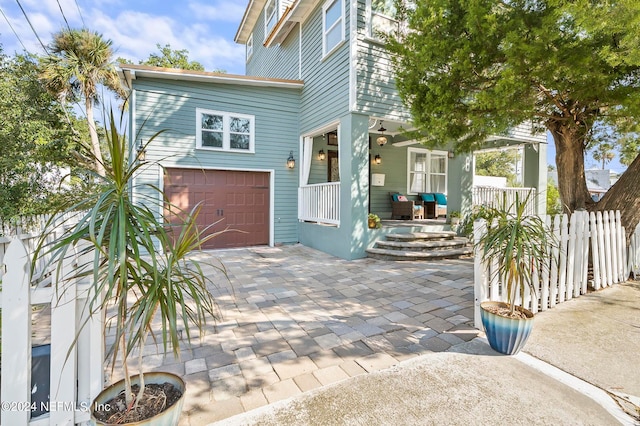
{"left": 387, "top": 0, "right": 640, "bottom": 237}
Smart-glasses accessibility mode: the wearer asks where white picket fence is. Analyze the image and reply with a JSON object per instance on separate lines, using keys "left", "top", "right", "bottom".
{"left": 473, "top": 210, "right": 631, "bottom": 328}
{"left": 628, "top": 222, "right": 640, "bottom": 279}
{"left": 0, "top": 216, "right": 103, "bottom": 425}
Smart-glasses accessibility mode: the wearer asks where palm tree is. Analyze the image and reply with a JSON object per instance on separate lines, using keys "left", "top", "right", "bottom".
{"left": 39, "top": 29, "right": 125, "bottom": 176}
{"left": 592, "top": 142, "right": 616, "bottom": 170}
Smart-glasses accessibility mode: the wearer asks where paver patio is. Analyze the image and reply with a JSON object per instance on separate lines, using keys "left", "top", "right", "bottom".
{"left": 113, "top": 244, "right": 479, "bottom": 425}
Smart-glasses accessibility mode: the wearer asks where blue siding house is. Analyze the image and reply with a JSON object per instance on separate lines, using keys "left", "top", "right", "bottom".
{"left": 119, "top": 0, "right": 547, "bottom": 260}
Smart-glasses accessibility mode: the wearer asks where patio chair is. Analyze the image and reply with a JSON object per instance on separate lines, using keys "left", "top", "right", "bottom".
{"left": 390, "top": 192, "right": 424, "bottom": 220}
{"left": 419, "top": 192, "right": 447, "bottom": 219}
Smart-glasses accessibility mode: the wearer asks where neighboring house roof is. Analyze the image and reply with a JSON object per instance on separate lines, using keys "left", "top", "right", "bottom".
{"left": 118, "top": 64, "right": 304, "bottom": 89}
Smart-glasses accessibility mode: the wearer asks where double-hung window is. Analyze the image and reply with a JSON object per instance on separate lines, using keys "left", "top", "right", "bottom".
{"left": 322, "top": 0, "right": 344, "bottom": 57}
{"left": 407, "top": 148, "right": 447, "bottom": 194}
{"left": 196, "top": 109, "right": 255, "bottom": 153}
{"left": 264, "top": 0, "right": 277, "bottom": 39}
{"left": 369, "top": 0, "right": 397, "bottom": 39}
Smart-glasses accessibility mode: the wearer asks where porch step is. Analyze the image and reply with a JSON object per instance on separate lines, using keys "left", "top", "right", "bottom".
{"left": 366, "top": 231, "right": 472, "bottom": 261}
{"left": 366, "top": 246, "right": 473, "bottom": 261}
{"left": 375, "top": 237, "right": 470, "bottom": 252}
{"left": 384, "top": 231, "right": 457, "bottom": 242}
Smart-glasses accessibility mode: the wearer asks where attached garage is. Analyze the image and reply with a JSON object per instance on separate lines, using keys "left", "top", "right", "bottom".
{"left": 164, "top": 168, "right": 270, "bottom": 249}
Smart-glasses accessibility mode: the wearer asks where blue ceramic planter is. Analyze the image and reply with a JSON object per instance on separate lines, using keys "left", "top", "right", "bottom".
{"left": 480, "top": 301, "right": 534, "bottom": 355}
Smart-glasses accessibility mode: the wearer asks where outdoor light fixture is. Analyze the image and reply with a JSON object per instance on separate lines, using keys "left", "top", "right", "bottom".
{"left": 287, "top": 151, "right": 295, "bottom": 169}
{"left": 374, "top": 154, "right": 382, "bottom": 165}
{"left": 136, "top": 140, "right": 146, "bottom": 161}
{"left": 318, "top": 149, "right": 326, "bottom": 160}
{"left": 376, "top": 121, "right": 388, "bottom": 146}
{"left": 448, "top": 151, "right": 455, "bottom": 159}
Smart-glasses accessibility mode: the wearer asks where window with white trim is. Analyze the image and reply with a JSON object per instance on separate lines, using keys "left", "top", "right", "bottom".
{"left": 367, "top": 0, "right": 414, "bottom": 40}
{"left": 246, "top": 33, "right": 253, "bottom": 61}
{"left": 322, "top": 0, "right": 344, "bottom": 57}
{"left": 407, "top": 148, "right": 447, "bottom": 194}
{"left": 264, "top": 0, "right": 277, "bottom": 39}
{"left": 196, "top": 109, "right": 255, "bottom": 153}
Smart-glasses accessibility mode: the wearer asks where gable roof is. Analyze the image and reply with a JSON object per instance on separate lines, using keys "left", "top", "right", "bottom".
{"left": 118, "top": 64, "right": 304, "bottom": 90}
{"left": 235, "top": 0, "right": 318, "bottom": 45}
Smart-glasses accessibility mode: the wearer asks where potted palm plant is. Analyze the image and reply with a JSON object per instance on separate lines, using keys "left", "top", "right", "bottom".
{"left": 474, "top": 193, "right": 556, "bottom": 355}
{"left": 34, "top": 110, "right": 225, "bottom": 424}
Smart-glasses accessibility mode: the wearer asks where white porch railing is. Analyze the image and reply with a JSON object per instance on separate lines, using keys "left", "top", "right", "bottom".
{"left": 472, "top": 186, "right": 537, "bottom": 216}
{"left": 299, "top": 182, "right": 340, "bottom": 225}
{"left": 0, "top": 217, "right": 103, "bottom": 425}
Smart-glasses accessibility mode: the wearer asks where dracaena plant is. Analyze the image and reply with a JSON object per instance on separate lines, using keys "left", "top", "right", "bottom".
{"left": 475, "top": 192, "right": 557, "bottom": 315}
{"left": 34, "top": 109, "right": 225, "bottom": 414}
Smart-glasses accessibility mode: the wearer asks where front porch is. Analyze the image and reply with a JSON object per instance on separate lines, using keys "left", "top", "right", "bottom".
{"left": 296, "top": 115, "right": 547, "bottom": 260}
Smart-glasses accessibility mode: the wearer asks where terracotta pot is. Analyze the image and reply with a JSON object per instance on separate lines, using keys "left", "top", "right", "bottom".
{"left": 91, "top": 371, "right": 185, "bottom": 426}
{"left": 480, "top": 301, "right": 534, "bottom": 355}
{"left": 368, "top": 218, "right": 377, "bottom": 229}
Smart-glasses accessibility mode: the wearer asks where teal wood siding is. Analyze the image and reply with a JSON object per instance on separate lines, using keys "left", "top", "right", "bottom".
{"left": 131, "top": 78, "right": 301, "bottom": 244}
{"left": 299, "top": 2, "right": 350, "bottom": 133}
{"left": 353, "top": 0, "right": 410, "bottom": 121}
{"left": 247, "top": 17, "right": 301, "bottom": 80}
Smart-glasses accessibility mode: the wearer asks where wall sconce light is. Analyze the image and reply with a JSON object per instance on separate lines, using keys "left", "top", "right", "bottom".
{"left": 448, "top": 151, "right": 455, "bottom": 159}
{"left": 136, "top": 140, "right": 146, "bottom": 161}
{"left": 318, "top": 149, "right": 326, "bottom": 161}
{"left": 376, "top": 121, "right": 388, "bottom": 146}
{"left": 287, "top": 151, "right": 295, "bottom": 169}
{"left": 374, "top": 154, "right": 382, "bottom": 165}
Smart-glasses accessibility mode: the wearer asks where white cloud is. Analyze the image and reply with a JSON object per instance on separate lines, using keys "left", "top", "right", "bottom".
{"left": 188, "top": 1, "right": 247, "bottom": 23}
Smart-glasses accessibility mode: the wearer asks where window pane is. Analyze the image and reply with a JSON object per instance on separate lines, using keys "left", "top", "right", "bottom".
{"left": 326, "top": 24, "right": 342, "bottom": 51}
{"left": 411, "top": 152, "right": 427, "bottom": 172}
{"left": 230, "top": 134, "right": 250, "bottom": 150}
{"left": 230, "top": 117, "right": 250, "bottom": 133}
{"left": 202, "top": 131, "right": 223, "bottom": 148}
{"left": 430, "top": 175, "right": 446, "bottom": 193}
{"left": 325, "top": 0, "right": 342, "bottom": 28}
{"left": 430, "top": 155, "right": 446, "bottom": 173}
{"left": 372, "top": 0, "right": 395, "bottom": 16}
{"left": 410, "top": 172, "right": 426, "bottom": 193}
{"left": 202, "top": 114, "right": 223, "bottom": 130}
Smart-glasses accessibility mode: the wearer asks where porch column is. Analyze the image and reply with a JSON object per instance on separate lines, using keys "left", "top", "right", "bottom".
{"left": 339, "top": 113, "right": 370, "bottom": 259}
{"left": 523, "top": 142, "right": 548, "bottom": 215}
{"left": 447, "top": 152, "right": 474, "bottom": 217}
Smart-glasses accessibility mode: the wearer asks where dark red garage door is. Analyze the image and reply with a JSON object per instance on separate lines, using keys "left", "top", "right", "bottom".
{"left": 164, "top": 168, "right": 270, "bottom": 249}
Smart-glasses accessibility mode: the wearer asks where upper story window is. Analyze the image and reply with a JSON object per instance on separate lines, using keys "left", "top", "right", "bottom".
{"left": 322, "top": 0, "right": 344, "bottom": 57}
{"left": 368, "top": 0, "right": 413, "bottom": 40}
{"left": 264, "top": 0, "right": 277, "bottom": 39}
{"left": 407, "top": 148, "right": 447, "bottom": 194}
{"left": 246, "top": 32, "right": 254, "bottom": 61}
{"left": 196, "top": 108, "right": 255, "bottom": 153}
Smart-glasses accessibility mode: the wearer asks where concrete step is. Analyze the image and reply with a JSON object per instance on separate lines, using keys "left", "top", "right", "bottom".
{"left": 365, "top": 246, "right": 474, "bottom": 261}
{"left": 375, "top": 238, "right": 470, "bottom": 252}
{"left": 385, "top": 231, "right": 457, "bottom": 242}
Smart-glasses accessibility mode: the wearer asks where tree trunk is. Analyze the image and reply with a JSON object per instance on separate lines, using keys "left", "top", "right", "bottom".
{"left": 590, "top": 153, "right": 640, "bottom": 241}
{"left": 548, "top": 124, "right": 593, "bottom": 213}
{"left": 85, "top": 98, "right": 106, "bottom": 177}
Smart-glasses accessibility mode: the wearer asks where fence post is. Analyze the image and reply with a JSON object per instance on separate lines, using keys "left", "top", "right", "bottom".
{"left": 473, "top": 219, "right": 487, "bottom": 329}
{"left": 49, "top": 248, "right": 78, "bottom": 424}
{"left": 1, "top": 239, "right": 32, "bottom": 425}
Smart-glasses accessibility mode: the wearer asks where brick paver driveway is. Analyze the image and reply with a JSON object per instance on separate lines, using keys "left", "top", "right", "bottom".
{"left": 129, "top": 244, "right": 478, "bottom": 425}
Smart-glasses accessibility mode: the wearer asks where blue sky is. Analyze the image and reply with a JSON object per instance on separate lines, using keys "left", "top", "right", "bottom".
{"left": 0, "top": 0, "right": 247, "bottom": 74}
{"left": 0, "top": 0, "right": 629, "bottom": 173}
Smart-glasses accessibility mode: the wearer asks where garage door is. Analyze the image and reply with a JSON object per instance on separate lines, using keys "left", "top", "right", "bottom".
{"left": 164, "top": 168, "right": 270, "bottom": 249}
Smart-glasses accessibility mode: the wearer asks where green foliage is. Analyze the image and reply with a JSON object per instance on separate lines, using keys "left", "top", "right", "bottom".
{"left": 34, "top": 111, "right": 224, "bottom": 406}
{"left": 119, "top": 43, "right": 226, "bottom": 73}
{"left": 386, "top": 0, "right": 640, "bottom": 209}
{"left": 0, "top": 46, "right": 87, "bottom": 221}
{"left": 546, "top": 183, "right": 562, "bottom": 216}
{"left": 474, "top": 150, "right": 519, "bottom": 186}
{"left": 475, "top": 193, "right": 557, "bottom": 314}
{"left": 458, "top": 205, "right": 499, "bottom": 238}
{"left": 39, "top": 28, "right": 125, "bottom": 176}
